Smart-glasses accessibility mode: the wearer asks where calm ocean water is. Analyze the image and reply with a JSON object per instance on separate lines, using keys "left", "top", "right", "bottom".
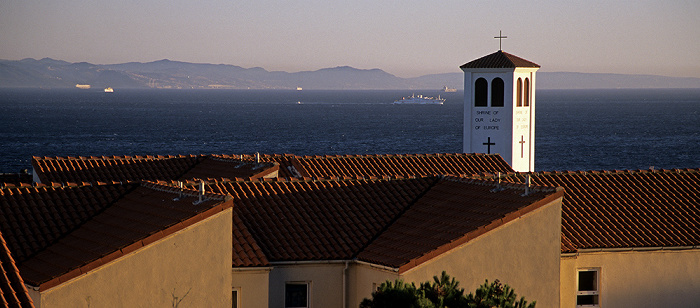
{"left": 0, "top": 88, "right": 698, "bottom": 173}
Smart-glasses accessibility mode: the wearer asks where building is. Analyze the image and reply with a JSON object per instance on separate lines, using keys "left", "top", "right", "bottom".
{"left": 461, "top": 50, "right": 540, "bottom": 172}
{"left": 1, "top": 182, "right": 233, "bottom": 307}
{"left": 2, "top": 50, "right": 699, "bottom": 308}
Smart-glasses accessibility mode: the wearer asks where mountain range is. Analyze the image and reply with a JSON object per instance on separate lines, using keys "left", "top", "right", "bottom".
{"left": 1, "top": 58, "right": 699, "bottom": 90}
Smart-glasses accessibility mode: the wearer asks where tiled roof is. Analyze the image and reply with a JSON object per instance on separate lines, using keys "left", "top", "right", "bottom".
{"left": 0, "top": 173, "right": 32, "bottom": 187}
{"left": 32, "top": 155, "right": 277, "bottom": 184}
{"left": 505, "top": 169, "right": 700, "bottom": 253}
{"left": 223, "top": 154, "right": 301, "bottom": 178}
{"left": 179, "top": 156, "right": 279, "bottom": 181}
{"left": 204, "top": 176, "right": 561, "bottom": 270}
{"left": 232, "top": 214, "right": 269, "bottom": 267}
{"left": 460, "top": 50, "right": 540, "bottom": 69}
{"left": 207, "top": 177, "right": 439, "bottom": 262}
{"left": 2, "top": 183, "right": 231, "bottom": 290}
{"left": 288, "top": 153, "right": 513, "bottom": 178}
{"left": 0, "top": 183, "right": 135, "bottom": 263}
{"left": 0, "top": 231, "right": 34, "bottom": 308}
{"left": 357, "top": 177, "right": 563, "bottom": 272}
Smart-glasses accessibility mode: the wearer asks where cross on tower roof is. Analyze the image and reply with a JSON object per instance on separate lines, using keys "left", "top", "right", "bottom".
{"left": 494, "top": 30, "right": 507, "bottom": 50}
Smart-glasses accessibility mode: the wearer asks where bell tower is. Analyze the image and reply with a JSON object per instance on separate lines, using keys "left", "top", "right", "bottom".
{"left": 460, "top": 47, "right": 540, "bottom": 172}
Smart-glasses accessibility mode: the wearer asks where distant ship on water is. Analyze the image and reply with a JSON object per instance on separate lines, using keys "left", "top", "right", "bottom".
{"left": 442, "top": 86, "right": 457, "bottom": 92}
{"left": 104, "top": 87, "right": 114, "bottom": 93}
{"left": 75, "top": 84, "right": 90, "bottom": 89}
{"left": 393, "top": 94, "right": 445, "bottom": 105}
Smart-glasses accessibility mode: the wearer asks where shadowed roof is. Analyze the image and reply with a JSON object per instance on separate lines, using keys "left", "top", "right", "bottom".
{"left": 0, "top": 183, "right": 135, "bottom": 263}
{"left": 504, "top": 169, "right": 700, "bottom": 253}
{"left": 208, "top": 177, "right": 438, "bottom": 262}
{"left": 204, "top": 176, "right": 561, "bottom": 271}
{"left": 356, "top": 177, "right": 562, "bottom": 271}
{"left": 1, "top": 183, "right": 231, "bottom": 290}
{"left": 235, "top": 153, "right": 514, "bottom": 179}
{"left": 460, "top": 50, "right": 540, "bottom": 69}
{"left": 32, "top": 155, "right": 278, "bottom": 184}
{"left": 0, "top": 231, "right": 34, "bottom": 308}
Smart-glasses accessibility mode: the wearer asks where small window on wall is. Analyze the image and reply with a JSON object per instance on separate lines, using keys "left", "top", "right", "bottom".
{"left": 491, "top": 78, "right": 504, "bottom": 107}
{"left": 576, "top": 269, "right": 599, "bottom": 307}
{"left": 232, "top": 288, "right": 240, "bottom": 308}
{"left": 286, "top": 282, "right": 309, "bottom": 308}
{"left": 474, "top": 78, "right": 488, "bottom": 107}
{"left": 516, "top": 78, "right": 523, "bottom": 107}
{"left": 524, "top": 78, "right": 530, "bottom": 107}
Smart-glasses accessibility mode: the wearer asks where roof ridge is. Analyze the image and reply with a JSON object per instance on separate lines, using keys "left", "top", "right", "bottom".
{"left": 298, "top": 152, "right": 496, "bottom": 160}
{"left": 443, "top": 175, "right": 560, "bottom": 194}
{"left": 141, "top": 181, "right": 229, "bottom": 201}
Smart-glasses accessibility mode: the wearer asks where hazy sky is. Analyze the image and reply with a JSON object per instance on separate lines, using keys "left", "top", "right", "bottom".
{"left": 1, "top": 1, "right": 698, "bottom": 78}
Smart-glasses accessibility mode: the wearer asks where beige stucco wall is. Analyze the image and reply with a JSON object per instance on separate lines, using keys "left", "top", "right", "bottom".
{"left": 400, "top": 197, "right": 562, "bottom": 308}
{"left": 36, "top": 207, "right": 233, "bottom": 307}
{"left": 268, "top": 263, "right": 349, "bottom": 308}
{"left": 232, "top": 267, "right": 270, "bottom": 308}
{"left": 348, "top": 262, "right": 400, "bottom": 308}
{"left": 561, "top": 249, "right": 700, "bottom": 308}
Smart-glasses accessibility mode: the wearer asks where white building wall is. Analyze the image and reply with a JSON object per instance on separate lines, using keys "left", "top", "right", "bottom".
{"left": 463, "top": 67, "right": 538, "bottom": 172}
{"left": 463, "top": 70, "right": 514, "bottom": 161}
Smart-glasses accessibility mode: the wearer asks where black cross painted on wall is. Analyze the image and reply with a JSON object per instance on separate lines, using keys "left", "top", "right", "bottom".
{"left": 519, "top": 135, "right": 526, "bottom": 158}
{"left": 483, "top": 137, "right": 495, "bottom": 154}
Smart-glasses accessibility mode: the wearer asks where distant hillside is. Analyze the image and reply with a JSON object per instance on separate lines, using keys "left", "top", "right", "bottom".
{"left": 1, "top": 58, "right": 699, "bottom": 90}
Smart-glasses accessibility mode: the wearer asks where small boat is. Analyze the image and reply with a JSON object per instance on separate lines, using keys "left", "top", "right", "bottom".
{"left": 442, "top": 86, "right": 457, "bottom": 92}
{"left": 104, "top": 87, "right": 114, "bottom": 93}
{"left": 393, "top": 94, "right": 445, "bottom": 105}
{"left": 296, "top": 87, "right": 303, "bottom": 91}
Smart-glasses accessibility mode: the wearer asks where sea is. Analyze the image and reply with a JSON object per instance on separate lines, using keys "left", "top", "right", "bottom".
{"left": 0, "top": 88, "right": 698, "bottom": 174}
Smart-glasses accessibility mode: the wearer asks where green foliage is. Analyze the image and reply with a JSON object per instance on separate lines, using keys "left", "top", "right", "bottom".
{"left": 360, "top": 279, "right": 419, "bottom": 308}
{"left": 465, "top": 280, "right": 535, "bottom": 308}
{"left": 360, "top": 273, "right": 535, "bottom": 308}
{"left": 419, "top": 271, "right": 467, "bottom": 308}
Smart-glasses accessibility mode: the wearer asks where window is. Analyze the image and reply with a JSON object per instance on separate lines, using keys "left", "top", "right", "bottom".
{"left": 577, "top": 269, "right": 599, "bottom": 307}
{"left": 232, "top": 288, "right": 240, "bottom": 308}
{"left": 286, "top": 282, "right": 309, "bottom": 308}
{"left": 491, "top": 78, "right": 504, "bottom": 107}
{"left": 516, "top": 78, "right": 523, "bottom": 107}
{"left": 524, "top": 78, "right": 530, "bottom": 107}
{"left": 474, "top": 78, "right": 487, "bottom": 107}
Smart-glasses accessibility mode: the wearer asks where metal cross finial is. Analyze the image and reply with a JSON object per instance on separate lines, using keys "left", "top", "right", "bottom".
{"left": 494, "top": 30, "right": 507, "bottom": 50}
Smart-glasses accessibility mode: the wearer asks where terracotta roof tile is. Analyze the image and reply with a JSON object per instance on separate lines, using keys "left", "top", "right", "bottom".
{"left": 290, "top": 153, "right": 513, "bottom": 178}
{"left": 460, "top": 50, "right": 540, "bottom": 69}
{"left": 0, "top": 184, "right": 135, "bottom": 263}
{"left": 504, "top": 169, "right": 700, "bottom": 253}
{"left": 32, "top": 155, "right": 279, "bottom": 185}
{"left": 207, "top": 177, "right": 438, "bottom": 262}
{"left": 2, "top": 182, "right": 231, "bottom": 290}
{"left": 201, "top": 176, "right": 561, "bottom": 270}
{"left": 0, "top": 231, "right": 35, "bottom": 308}
{"left": 357, "top": 177, "right": 562, "bottom": 271}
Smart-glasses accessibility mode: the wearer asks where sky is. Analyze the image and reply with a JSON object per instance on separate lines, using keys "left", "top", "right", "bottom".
{"left": 1, "top": 1, "right": 699, "bottom": 78}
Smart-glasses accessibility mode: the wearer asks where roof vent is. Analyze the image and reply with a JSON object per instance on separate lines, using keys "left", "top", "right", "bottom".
{"left": 521, "top": 174, "right": 532, "bottom": 196}
{"left": 173, "top": 181, "right": 184, "bottom": 201}
{"left": 490, "top": 172, "right": 505, "bottom": 192}
{"left": 193, "top": 181, "right": 206, "bottom": 205}
{"left": 255, "top": 152, "right": 261, "bottom": 164}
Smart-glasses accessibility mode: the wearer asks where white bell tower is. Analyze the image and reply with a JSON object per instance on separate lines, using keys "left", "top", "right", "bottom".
{"left": 460, "top": 45, "right": 540, "bottom": 172}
